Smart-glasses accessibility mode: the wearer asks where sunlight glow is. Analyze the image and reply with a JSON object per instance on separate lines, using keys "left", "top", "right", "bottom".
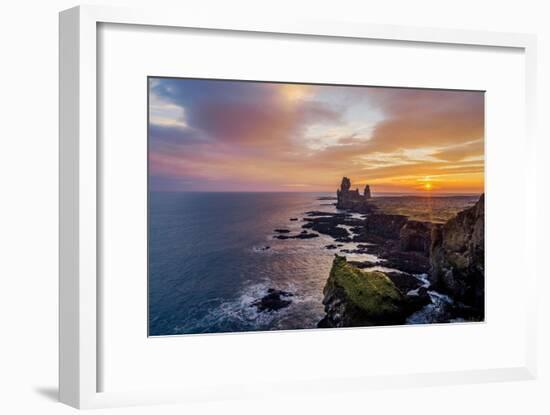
{"left": 149, "top": 78, "right": 485, "bottom": 193}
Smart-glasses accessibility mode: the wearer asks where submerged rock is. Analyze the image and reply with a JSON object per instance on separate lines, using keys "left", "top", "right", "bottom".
{"left": 303, "top": 220, "right": 349, "bottom": 239}
{"left": 305, "top": 211, "right": 350, "bottom": 217}
{"left": 252, "top": 288, "right": 294, "bottom": 312}
{"left": 302, "top": 213, "right": 364, "bottom": 240}
{"left": 430, "top": 194, "right": 484, "bottom": 317}
{"left": 275, "top": 231, "right": 319, "bottom": 240}
{"left": 274, "top": 229, "right": 291, "bottom": 233}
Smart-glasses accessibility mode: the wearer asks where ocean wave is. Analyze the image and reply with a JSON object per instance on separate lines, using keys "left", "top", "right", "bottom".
{"left": 252, "top": 245, "right": 274, "bottom": 253}
{"left": 172, "top": 280, "right": 320, "bottom": 334}
{"left": 406, "top": 289, "right": 454, "bottom": 324}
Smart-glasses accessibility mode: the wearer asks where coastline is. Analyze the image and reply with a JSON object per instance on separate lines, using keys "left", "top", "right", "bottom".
{"left": 263, "top": 177, "right": 485, "bottom": 328}
{"left": 148, "top": 186, "right": 484, "bottom": 334}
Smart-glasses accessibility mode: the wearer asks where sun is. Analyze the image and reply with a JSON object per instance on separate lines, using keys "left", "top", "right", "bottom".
{"left": 424, "top": 182, "right": 432, "bottom": 191}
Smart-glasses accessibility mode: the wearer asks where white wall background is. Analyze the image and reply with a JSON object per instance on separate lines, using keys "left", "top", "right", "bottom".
{"left": 0, "top": 1, "right": 548, "bottom": 414}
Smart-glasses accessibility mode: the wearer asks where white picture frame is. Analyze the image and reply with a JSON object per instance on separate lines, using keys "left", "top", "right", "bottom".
{"left": 59, "top": 4, "right": 538, "bottom": 409}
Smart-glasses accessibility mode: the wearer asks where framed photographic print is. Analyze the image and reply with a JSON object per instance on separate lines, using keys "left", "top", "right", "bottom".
{"left": 147, "top": 77, "right": 485, "bottom": 336}
{"left": 60, "top": 5, "right": 538, "bottom": 409}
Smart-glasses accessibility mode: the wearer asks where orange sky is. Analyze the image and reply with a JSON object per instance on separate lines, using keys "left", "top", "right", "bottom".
{"left": 149, "top": 79, "right": 484, "bottom": 194}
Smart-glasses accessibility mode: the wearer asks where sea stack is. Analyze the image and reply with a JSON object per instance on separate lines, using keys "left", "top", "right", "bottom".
{"left": 336, "top": 176, "right": 373, "bottom": 212}
{"left": 364, "top": 185, "right": 372, "bottom": 199}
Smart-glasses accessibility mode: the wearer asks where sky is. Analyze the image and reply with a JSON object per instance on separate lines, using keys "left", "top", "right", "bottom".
{"left": 149, "top": 77, "right": 484, "bottom": 194}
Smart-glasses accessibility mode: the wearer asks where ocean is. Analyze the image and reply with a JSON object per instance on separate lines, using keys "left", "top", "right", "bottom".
{"left": 148, "top": 192, "right": 479, "bottom": 336}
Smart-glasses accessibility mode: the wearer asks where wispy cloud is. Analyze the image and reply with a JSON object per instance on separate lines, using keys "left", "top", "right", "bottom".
{"left": 149, "top": 78, "right": 484, "bottom": 193}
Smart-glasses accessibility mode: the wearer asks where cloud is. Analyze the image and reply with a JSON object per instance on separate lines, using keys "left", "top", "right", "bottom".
{"left": 365, "top": 88, "right": 485, "bottom": 153}
{"left": 148, "top": 78, "right": 485, "bottom": 193}
{"left": 430, "top": 139, "right": 484, "bottom": 162}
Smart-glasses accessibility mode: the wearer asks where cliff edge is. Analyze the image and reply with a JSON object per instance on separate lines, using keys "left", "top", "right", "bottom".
{"left": 429, "top": 194, "right": 485, "bottom": 317}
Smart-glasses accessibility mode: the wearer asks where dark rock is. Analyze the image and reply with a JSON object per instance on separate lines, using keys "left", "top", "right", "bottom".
{"left": 343, "top": 218, "right": 366, "bottom": 227}
{"left": 430, "top": 194, "right": 484, "bottom": 317}
{"left": 340, "top": 246, "right": 369, "bottom": 254}
{"left": 335, "top": 237, "right": 353, "bottom": 243}
{"left": 350, "top": 235, "right": 431, "bottom": 275}
{"left": 305, "top": 211, "right": 350, "bottom": 217}
{"left": 348, "top": 260, "right": 379, "bottom": 269}
{"left": 385, "top": 272, "right": 424, "bottom": 293}
{"left": 325, "top": 244, "right": 338, "bottom": 250}
{"left": 275, "top": 232, "right": 319, "bottom": 240}
{"left": 268, "top": 288, "right": 293, "bottom": 296}
{"left": 399, "top": 220, "right": 433, "bottom": 255}
{"left": 365, "top": 213, "right": 408, "bottom": 240}
{"left": 252, "top": 289, "right": 294, "bottom": 312}
{"left": 404, "top": 287, "right": 432, "bottom": 314}
{"left": 317, "top": 316, "right": 332, "bottom": 328}
{"left": 274, "top": 229, "right": 291, "bottom": 233}
{"left": 302, "top": 216, "right": 350, "bottom": 239}
{"left": 302, "top": 213, "right": 364, "bottom": 241}
{"left": 375, "top": 250, "right": 430, "bottom": 275}
{"left": 289, "top": 218, "right": 298, "bottom": 221}
{"left": 296, "top": 232, "right": 319, "bottom": 239}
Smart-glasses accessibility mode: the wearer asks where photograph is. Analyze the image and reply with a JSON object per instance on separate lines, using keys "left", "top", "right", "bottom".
{"left": 148, "top": 77, "right": 485, "bottom": 336}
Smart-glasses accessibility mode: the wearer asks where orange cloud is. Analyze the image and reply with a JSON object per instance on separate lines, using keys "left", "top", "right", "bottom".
{"left": 149, "top": 79, "right": 484, "bottom": 194}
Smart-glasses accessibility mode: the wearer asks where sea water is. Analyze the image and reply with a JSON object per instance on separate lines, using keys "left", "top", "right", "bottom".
{"left": 148, "top": 192, "right": 479, "bottom": 335}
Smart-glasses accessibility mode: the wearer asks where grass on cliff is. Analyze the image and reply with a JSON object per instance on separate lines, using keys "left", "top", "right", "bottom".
{"left": 327, "top": 255, "right": 403, "bottom": 317}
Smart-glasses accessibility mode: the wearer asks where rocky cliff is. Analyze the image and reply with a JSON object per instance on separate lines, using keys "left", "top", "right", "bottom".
{"left": 318, "top": 255, "right": 431, "bottom": 327}
{"left": 399, "top": 220, "right": 433, "bottom": 255}
{"left": 429, "top": 194, "right": 484, "bottom": 316}
{"left": 316, "top": 178, "right": 485, "bottom": 326}
{"left": 318, "top": 256, "right": 406, "bottom": 327}
{"left": 365, "top": 213, "right": 409, "bottom": 240}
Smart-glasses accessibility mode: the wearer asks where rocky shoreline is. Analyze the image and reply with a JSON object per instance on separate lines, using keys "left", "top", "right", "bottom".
{"left": 253, "top": 176, "right": 485, "bottom": 327}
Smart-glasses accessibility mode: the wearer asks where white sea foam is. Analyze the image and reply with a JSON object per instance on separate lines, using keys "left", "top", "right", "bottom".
{"left": 406, "top": 289, "right": 455, "bottom": 324}
{"left": 172, "top": 279, "right": 322, "bottom": 334}
{"left": 363, "top": 265, "right": 403, "bottom": 274}
{"left": 252, "top": 245, "right": 274, "bottom": 253}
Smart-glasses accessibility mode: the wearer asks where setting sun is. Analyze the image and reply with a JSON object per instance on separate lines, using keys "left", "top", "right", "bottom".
{"left": 424, "top": 182, "right": 432, "bottom": 191}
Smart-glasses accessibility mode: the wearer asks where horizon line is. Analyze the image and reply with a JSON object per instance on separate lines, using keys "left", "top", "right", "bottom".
{"left": 149, "top": 190, "right": 484, "bottom": 196}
